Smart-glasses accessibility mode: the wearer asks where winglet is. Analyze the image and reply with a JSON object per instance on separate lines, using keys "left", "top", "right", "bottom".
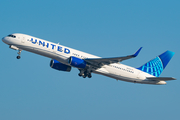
{"left": 132, "top": 47, "right": 143, "bottom": 57}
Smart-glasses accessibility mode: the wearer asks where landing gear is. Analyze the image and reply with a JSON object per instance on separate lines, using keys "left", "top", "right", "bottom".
{"left": 88, "top": 74, "right": 92, "bottom": 78}
{"left": 78, "top": 69, "right": 92, "bottom": 78}
{"left": 83, "top": 75, "right": 86, "bottom": 78}
{"left": 17, "top": 56, "right": 21, "bottom": 59}
{"left": 78, "top": 73, "right": 82, "bottom": 77}
{"left": 17, "top": 50, "right": 22, "bottom": 59}
{"left": 78, "top": 70, "right": 84, "bottom": 77}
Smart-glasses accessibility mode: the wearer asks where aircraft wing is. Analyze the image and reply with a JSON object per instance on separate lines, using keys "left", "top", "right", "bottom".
{"left": 85, "top": 47, "right": 142, "bottom": 67}
{"left": 146, "top": 77, "right": 176, "bottom": 81}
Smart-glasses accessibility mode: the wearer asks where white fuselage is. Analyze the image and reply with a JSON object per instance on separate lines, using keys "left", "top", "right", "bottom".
{"left": 2, "top": 33, "right": 166, "bottom": 85}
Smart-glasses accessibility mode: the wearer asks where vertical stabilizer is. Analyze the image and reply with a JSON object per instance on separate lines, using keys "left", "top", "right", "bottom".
{"left": 137, "top": 51, "right": 174, "bottom": 77}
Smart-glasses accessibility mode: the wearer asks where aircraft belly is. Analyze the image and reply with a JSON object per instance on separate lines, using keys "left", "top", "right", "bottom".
{"left": 17, "top": 44, "right": 68, "bottom": 62}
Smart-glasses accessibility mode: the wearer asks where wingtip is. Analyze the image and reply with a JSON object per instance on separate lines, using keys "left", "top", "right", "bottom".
{"left": 133, "top": 47, "right": 143, "bottom": 57}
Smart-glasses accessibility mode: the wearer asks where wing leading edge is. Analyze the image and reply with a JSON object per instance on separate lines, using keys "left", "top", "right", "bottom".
{"left": 85, "top": 47, "right": 142, "bottom": 67}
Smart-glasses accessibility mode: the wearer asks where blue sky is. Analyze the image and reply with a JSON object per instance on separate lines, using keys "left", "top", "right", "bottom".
{"left": 0, "top": 0, "right": 180, "bottom": 120}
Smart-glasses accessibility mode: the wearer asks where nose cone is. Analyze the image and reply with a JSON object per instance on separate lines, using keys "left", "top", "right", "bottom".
{"left": 2, "top": 36, "right": 9, "bottom": 44}
{"left": 2, "top": 37, "right": 6, "bottom": 43}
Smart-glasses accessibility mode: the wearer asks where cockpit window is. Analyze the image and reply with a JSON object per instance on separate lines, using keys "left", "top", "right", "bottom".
{"left": 7, "top": 34, "right": 16, "bottom": 38}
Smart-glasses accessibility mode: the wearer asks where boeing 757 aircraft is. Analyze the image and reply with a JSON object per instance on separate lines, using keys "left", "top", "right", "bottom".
{"left": 2, "top": 33, "right": 176, "bottom": 85}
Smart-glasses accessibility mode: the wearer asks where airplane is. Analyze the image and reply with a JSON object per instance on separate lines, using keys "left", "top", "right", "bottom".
{"left": 2, "top": 33, "right": 176, "bottom": 85}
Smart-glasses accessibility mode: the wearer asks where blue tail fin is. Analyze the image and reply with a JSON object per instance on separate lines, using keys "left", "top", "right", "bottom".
{"left": 137, "top": 51, "right": 175, "bottom": 77}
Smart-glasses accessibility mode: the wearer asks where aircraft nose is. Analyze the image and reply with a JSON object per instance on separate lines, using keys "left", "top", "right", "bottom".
{"left": 2, "top": 37, "right": 8, "bottom": 44}
{"left": 2, "top": 37, "right": 5, "bottom": 42}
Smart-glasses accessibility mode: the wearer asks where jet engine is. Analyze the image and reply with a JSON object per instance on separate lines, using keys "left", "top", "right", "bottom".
{"left": 68, "top": 56, "right": 87, "bottom": 69}
{"left": 50, "top": 59, "right": 71, "bottom": 72}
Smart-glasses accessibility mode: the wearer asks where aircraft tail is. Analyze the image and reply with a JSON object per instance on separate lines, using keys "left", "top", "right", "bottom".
{"left": 137, "top": 50, "right": 175, "bottom": 77}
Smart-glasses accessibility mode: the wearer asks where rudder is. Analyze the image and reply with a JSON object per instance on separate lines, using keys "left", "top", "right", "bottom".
{"left": 137, "top": 51, "right": 175, "bottom": 77}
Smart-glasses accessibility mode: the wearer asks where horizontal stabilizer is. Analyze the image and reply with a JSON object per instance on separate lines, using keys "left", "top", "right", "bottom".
{"left": 147, "top": 77, "right": 176, "bottom": 81}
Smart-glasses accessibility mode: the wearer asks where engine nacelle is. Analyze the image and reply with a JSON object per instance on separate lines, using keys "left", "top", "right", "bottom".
{"left": 69, "top": 56, "right": 87, "bottom": 68}
{"left": 50, "top": 59, "right": 71, "bottom": 72}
